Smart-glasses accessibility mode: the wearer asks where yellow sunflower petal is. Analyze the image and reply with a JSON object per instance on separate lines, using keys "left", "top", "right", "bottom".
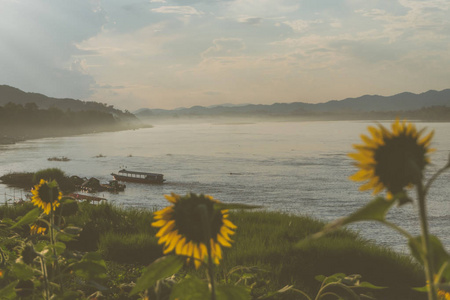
{"left": 175, "top": 237, "right": 186, "bottom": 255}
{"left": 223, "top": 219, "right": 237, "bottom": 229}
{"left": 349, "top": 169, "right": 373, "bottom": 181}
{"left": 419, "top": 131, "right": 434, "bottom": 147}
{"left": 217, "top": 234, "right": 232, "bottom": 247}
{"left": 155, "top": 220, "right": 175, "bottom": 237}
{"left": 151, "top": 219, "right": 168, "bottom": 228}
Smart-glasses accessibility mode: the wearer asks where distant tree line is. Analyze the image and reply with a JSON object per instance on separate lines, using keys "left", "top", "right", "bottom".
{"left": 0, "top": 102, "right": 116, "bottom": 128}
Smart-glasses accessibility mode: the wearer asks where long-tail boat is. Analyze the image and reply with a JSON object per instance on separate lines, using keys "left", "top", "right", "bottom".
{"left": 111, "top": 169, "right": 165, "bottom": 184}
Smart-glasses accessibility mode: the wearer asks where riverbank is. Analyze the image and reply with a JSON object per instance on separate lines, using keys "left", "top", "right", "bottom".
{"left": 0, "top": 122, "right": 151, "bottom": 145}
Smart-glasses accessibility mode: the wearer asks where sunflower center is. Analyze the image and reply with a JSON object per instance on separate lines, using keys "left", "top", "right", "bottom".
{"left": 374, "top": 133, "right": 427, "bottom": 193}
{"left": 172, "top": 195, "right": 224, "bottom": 244}
{"left": 37, "top": 184, "right": 60, "bottom": 204}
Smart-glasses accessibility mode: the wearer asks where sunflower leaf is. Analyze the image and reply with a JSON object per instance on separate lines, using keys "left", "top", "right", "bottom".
{"left": 0, "top": 280, "right": 18, "bottom": 299}
{"left": 357, "top": 281, "right": 386, "bottom": 289}
{"left": 308, "top": 197, "right": 395, "bottom": 240}
{"left": 169, "top": 277, "right": 209, "bottom": 300}
{"left": 408, "top": 235, "right": 450, "bottom": 281}
{"left": 72, "top": 252, "right": 107, "bottom": 280}
{"left": 130, "top": 255, "right": 184, "bottom": 296}
{"left": 11, "top": 208, "right": 41, "bottom": 229}
{"left": 342, "top": 197, "right": 395, "bottom": 225}
{"left": 216, "top": 284, "right": 251, "bottom": 300}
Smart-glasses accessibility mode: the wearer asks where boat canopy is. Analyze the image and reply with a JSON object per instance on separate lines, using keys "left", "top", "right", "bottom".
{"left": 118, "top": 169, "right": 163, "bottom": 177}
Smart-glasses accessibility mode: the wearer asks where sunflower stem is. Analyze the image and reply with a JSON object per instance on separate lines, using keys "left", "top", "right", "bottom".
{"left": 39, "top": 255, "right": 50, "bottom": 300}
{"left": 417, "top": 183, "right": 437, "bottom": 300}
{"left": 199, "top": 205, "right": 217, "bottom": 300}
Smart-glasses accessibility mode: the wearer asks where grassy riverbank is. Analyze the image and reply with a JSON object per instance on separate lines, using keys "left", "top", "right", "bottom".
{"left": 0, "top": 201, "right": 425, "bottom": 299}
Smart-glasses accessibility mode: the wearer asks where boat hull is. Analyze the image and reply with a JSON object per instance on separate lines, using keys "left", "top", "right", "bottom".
{"left": 111, "top": 173, "right": 165, "bottom": 184}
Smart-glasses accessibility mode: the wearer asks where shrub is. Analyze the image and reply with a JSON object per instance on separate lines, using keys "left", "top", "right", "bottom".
{"left": 32, "top": 168, "right": 75, "bottom": 193}
{"left": 98, "top": 232, "right": 162, "bottom": 264}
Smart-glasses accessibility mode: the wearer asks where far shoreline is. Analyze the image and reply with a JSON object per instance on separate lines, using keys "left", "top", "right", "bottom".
{"left": 0, "top": 122, "right": 152, "bottom": 146}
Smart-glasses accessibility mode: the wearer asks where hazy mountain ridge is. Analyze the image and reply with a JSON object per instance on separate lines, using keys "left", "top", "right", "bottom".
{"left": 0, "top": 85, "right": 134, "bottom": 120}
{"left": 135, "top": 89, "right": 450, "bottom": 118}
{"left": 0, "top": 85, "right": 145, "bottom": 144}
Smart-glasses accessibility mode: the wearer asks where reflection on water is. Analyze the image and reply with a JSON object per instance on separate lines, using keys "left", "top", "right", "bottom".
{"left": 0, "top": 121, "right": 449, "bottom": 253}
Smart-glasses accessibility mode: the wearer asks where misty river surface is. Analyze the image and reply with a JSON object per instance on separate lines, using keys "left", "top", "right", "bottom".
{"left": 0, "top": 121, "right": 449, "bottom": 253}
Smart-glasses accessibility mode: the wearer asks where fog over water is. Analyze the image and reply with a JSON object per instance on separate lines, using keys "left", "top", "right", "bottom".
{"left": 1, "top": 120, "right": 449, "bottom": 253}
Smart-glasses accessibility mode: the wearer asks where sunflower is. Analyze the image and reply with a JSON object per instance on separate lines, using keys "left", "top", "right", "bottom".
{"left": 30, "top": 224, "right": 47, "bottom": 235}
{"left": 438, "top": 289, "right": 450, "bottom": 300}
{"left": 31, "top": 179, "right": 62, "bottom": 214}
{"left": 349, "top": 119, "right": 434, "bottom": 199}
{"left": 152, "top": 193, "right": 237, "bottom": 269}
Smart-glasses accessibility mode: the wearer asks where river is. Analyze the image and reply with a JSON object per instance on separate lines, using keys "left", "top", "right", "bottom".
{"left": 0, "top": 120, "right": 448, "bottom": 253}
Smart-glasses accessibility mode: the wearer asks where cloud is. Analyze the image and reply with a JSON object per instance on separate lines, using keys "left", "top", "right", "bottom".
{"left": 283, "top": 19, "right": 323, "bottom": 32}
{"left": 152, "top": 6, "right": 203, "bottom": 15}
{"left": 0, "top": 0, "right": 104, "bottom": 99}
{"left": 2, "top": 0, "right": 449, "bottom": 110}
{"left": 201, "top": 38, "right": 246, "bottom": 58}
{"left": 237, "top": 16, "right": 263, "bottom": 25}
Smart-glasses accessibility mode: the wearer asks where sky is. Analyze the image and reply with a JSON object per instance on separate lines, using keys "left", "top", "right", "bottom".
{"left": 1, "top": 0, "right": 449, "bottom": 111}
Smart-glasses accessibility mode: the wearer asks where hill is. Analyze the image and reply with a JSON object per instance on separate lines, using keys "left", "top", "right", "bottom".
{"left": 0, "top": 85, "right": 133, "bottom": 120}
{"left": 135, "top": 89, "right": 450, "bottom": 121}
{"left": 0, "top": 85, "right": 144, "bottom": 144}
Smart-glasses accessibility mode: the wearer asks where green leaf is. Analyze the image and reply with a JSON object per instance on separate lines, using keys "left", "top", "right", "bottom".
{"left": 169, "top": 277, "right": 209, "bottom": 300}
{"left": 53, "top": 242, "right": 66, "bottom": 255}
{"left": 34, "top": 241, "right": 49, "bottom": 252}
{"left": 82, "top": 252, "right": 106, "bottom": 266}
{"left": 56, "top": 231, "right": 76, "bottom": 242}
{"left": 412, "top": 285, "right": 428, "bottom": 292}
{"left": 11, "top": 208, "right": 41, "bottom": 229}
{"left": 341, "top": 197, "right": 395, "bottom": 225}
{"left": 72, "top": 261, "right": 107, "bottom": 280}
{"left": 408, "top": 235, "right": 450, "bottom": 281}
{"left": 11, "top": 263, "right": 36, "bottom": 280}
{"left": 47, "top": 180, "right": 59, "bottom": 188}
{"left": 321, "top": 273, "right": 346, "bottom": 286}
{"left": 57, "top": 226, "right": 82, "bottom": 242}
{"left": 312, "top": 197, "right": 395, "bottom": 239}
{"left": 0, "top": 280, "right": 18, "bottom": 299}
{"left": 357, "top": 282, "right": 386, "bottom": 290}
{"left": 72, "top": 252, "right": 107, "bottom": 280}
{"left": 315, "top": 275, "right": 327, "bottom": 283}
{"left": 216, "top": 284, "right": 251, "bottom": 300}
{"left": 130, "top": 255, "right": 184, "bottom": 296}
{"left": 63, "top": 226, "right": 83, "bottom": 235}
{"left": 1, "top": 218, "right": 15, "bottom": 226}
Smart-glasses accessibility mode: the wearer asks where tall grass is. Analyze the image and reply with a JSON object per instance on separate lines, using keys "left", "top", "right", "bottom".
{"left": 221, "top": 210, "right": 424, "bottom": 299}
{"left": 0, "top": 202, "right": 425, "bottom": 299}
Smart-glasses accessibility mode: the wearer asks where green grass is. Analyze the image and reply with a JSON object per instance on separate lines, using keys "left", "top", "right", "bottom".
{"left": 0, "top": 202, "right": 426, "bottom": 299}
{"left": 221, "top": 210, "right": 424, "bottom": 299}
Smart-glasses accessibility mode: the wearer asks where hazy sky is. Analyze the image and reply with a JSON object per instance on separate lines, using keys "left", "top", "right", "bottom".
{"left": 1, "top": 0, "right": 449, "bottom": 110}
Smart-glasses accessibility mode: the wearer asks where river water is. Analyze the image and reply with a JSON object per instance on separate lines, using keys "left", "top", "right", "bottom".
{"left": 0, "top": 120, "right": 448, "bottom": 253}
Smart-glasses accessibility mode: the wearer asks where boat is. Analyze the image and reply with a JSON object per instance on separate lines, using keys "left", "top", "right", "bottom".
{"left": 111, "top": 169, "right": 165, "bottom": 184}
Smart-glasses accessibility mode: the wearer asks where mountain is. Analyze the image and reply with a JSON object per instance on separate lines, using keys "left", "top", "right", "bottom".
{"left": 0, "top": 85, "right": 145, "bottom": 144}
{"left": 0, "top": 85, "right": 133, "bottom": 120}
{"left": 135, "top": 89, "right": 450, "bottom": 119}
